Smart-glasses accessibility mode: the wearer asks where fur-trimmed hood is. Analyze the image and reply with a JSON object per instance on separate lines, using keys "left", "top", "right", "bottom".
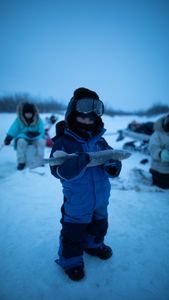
{"left": 17, "top": 102, "right": 39, "bottom": 126}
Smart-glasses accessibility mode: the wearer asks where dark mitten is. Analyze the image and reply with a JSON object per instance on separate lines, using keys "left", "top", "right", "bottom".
{"left": 4, "top": 135, "right": 13, "bottom": 145}
{"left": 26, "top": 131, "right": 40, "bottom": 138}
{"left": 104, "top": 160, "right": 122, "bottom": 177}
{"left": 57, "top": 152, "right": 90, "bottom": 180}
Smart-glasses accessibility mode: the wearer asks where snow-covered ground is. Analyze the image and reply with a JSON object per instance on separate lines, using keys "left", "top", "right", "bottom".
{"left": 0, "top": 113, "right": 169, "bottom": 300}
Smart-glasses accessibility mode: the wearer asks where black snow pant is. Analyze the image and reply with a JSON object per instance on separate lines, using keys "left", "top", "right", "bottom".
{"left": 61, "top": 217, "right": 108, "bottom": 258}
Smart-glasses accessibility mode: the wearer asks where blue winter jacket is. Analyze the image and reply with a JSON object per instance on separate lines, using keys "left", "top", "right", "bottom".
{"left": 50, "top": 127, "right": 122, "bottom": 223}
{"left": 7, "top": 118, "right": 45, "bottom": 142}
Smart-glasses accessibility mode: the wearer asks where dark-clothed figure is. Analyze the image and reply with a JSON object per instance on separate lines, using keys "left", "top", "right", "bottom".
{"left": 50, "top": 87, "right": 122, "bottom": 281}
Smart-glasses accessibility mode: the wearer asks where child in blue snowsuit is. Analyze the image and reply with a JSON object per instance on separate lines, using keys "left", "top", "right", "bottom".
{"left": 50, "top": 88, "right": 122, "bottom": 281}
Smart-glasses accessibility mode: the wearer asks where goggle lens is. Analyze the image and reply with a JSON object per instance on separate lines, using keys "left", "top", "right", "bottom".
{"left": 76, "top": 98, "right": 104, "bottom": 116}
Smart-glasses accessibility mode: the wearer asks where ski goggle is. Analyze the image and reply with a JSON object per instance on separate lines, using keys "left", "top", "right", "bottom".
{"left": 75, "top": 98, "right": 104, "bottom": 116}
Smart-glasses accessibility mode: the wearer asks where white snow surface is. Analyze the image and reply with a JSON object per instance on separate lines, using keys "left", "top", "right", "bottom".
{"left": 0, "top": 113, "right": 169, "bottom": 300}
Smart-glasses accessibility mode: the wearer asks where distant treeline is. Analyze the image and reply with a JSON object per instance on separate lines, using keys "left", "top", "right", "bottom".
{"left": 105, "top": 103, "right": 169, "bottom": 117}
{"left": 0, "top": 94, "right": 66, "bottom": 113}
{"left": 0, "top": 93, "right": 168, "bottom": 116}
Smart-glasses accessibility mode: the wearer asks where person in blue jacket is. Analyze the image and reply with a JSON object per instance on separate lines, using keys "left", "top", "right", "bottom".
{"left": 4, "top": 102, "right": 45, "bottom": 170}
{"left": 50, "top": 87, "right": 122, "bottom": 281}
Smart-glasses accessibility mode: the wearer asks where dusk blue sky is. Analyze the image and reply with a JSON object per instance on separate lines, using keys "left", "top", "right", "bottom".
{"left": 0, "top": 0, "right": 169, "bottom": 111}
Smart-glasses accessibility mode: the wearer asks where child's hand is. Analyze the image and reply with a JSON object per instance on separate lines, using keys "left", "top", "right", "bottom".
{"left": 26, "top": 131, "right": 40, "bottom": 138}
{"left": 57, "top": 152, "right": 90, "bottom": 180}
{"left": 104, "top": 160, "right": 122, "bottom": 177}
{"left": 76, "top": 152, "right": 90, "bottom": 162}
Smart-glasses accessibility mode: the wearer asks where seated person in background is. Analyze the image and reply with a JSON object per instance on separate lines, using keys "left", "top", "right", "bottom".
{"left": 4, "top": 102, "right": 46, "bottom": 170}
{"left": 148, "top": 113, "right": 169, "bottom": 189}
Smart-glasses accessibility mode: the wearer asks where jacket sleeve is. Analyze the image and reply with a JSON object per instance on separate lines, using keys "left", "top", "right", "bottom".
{"left": 7, "top": 118, "right": 21, "bottom": 138}
{"left": 56, "top": 152, "right": 90, "bottom": 180}
{"left": 104, "top": 159, "right": 122, "bottom": 178}
{"left": 50, "top": 141, "right": 90, "bottom": 180}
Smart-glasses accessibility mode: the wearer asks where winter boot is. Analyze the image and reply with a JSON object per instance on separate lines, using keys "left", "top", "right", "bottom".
{"left": 17, "top": 163, "right": 26, "bottom": 170}
{"left": 85, "top": 244, "right": 113, "bottom": 260}
{"left": 65, "top": 265, "right": 85, "bottom": 281}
